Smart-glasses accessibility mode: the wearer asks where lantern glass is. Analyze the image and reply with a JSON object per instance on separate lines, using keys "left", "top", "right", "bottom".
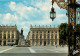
{"left": 50, "top": 10, "right": 56, "bottom": 20}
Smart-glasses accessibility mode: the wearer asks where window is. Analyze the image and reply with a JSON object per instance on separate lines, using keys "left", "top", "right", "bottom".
{"left": 12, "top": 31, "right": 14, "bottom": 34}
{"left": 52, "top": 31, "right": 54, "bottom": 33}
{"left": 44, "top": 34, "right": 46, "bottom": 39}
{"left": 8, "top": 40, "right": 10, "bottom": 42}
{"left": 51, "top": 34, "right": 53, "bottom": 39}
{"left": 4, "top": 31, "right": 6, "bottom": 34}
{"left": 48, "top": 39, "right": 49, "bottom": 45}
{"left": 40, "top": 34, "right": 42, "bottom": 39}
{"left": 32, "top": 34, "right": 34, "bottom": 39}
{"left": 48, "top": 31, "right": 49, "bottom": 33}
{"left": 32, "top": 31, "right": 34, "bottom": 33}
{"left": 55, "top": 31, "right": 57, "bottom": 33}
{"left": 44, "top": 31, "right": 46, "bottom": 33}
{"left": 40, "top": 40, "right": 42, "bottom": 45}
{"left": 37, "top": 31, "right": 38, "bottom": 33}
{"left": 0, "top": 40, "right": 1, "bottom": 45}
{"left": 48, "top": 34, "right": 49, "bottom": 39}
{"left": 0, "top": 34, "right": 2, "bottom": 38}
{"left": 8, "top": 34, "right": 10, "bottom": 39}
{"left": 12, "top": 34, "right": 14, "bottom": 39}
{"left": 12, "top": 40, "right": 14, "bottom": 42}
{"left": 40, "top": 31, "right": 42, "bottom": 34}
{"left": 8, "top": 31, "right": 10, "bottom": 34}
{"left": 36, "top": 34, "right": 38, "bottom": 39}
{"left": 4, "top": 34, "right": 6, "bottom": 39}
{"left": 0, "top": 30, "right": 2, "bottom": 33}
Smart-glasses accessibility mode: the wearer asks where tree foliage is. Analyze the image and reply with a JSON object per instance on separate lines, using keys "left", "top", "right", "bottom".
{"left": 59, "top": 23, "right": 68, "bottom": 45}
{"left": 75, "top": 24, "right": 80, "bottom": 36}
{"left": 59, "top": 23, "right": 80, "bottom": 45}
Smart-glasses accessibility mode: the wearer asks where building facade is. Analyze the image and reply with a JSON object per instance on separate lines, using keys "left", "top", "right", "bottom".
{"left": 0, "top": 25, "right": 19, "bottom": 46}
{"left": 26, "top": 25, "right": 59, "bottom": 46}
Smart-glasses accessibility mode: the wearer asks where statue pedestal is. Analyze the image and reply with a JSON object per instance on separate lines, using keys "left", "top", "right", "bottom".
{"left": 18, "top": 35, "right": 25, "bottom": 46}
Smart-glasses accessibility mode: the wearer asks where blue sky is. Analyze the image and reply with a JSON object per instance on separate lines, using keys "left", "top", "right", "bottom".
{"left": 0, "top": 0, "right": 68, "bottom": 38}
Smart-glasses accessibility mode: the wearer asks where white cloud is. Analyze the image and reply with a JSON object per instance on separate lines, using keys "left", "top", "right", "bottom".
{"left": 57, "top": 14, "right": 66, "bottom": 18}
{"left": 9, "top": 2, "right": 16, "bottom": 10}
{"left": 0, "top": 0, "right": 68, "bottom": 38}
{"left": 9, "top": 2, "right": 39, "bottom": 19}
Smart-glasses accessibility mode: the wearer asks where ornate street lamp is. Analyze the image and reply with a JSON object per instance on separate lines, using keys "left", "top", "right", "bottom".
{"left": 50, "top": 7, "right": 56, "bottom": 21}
{"left": 49, "top": 0, "right": 80, "bottom": 55}
{"left": 50, "top": 0, "right": 56, "bottom": 21}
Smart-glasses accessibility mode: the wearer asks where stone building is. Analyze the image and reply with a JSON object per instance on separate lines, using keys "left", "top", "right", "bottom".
{"left": 0, "top": 25, "right": 19, "bottom": 46}
{"left": 26, "top": 25, "right": 59, "bottom": 46}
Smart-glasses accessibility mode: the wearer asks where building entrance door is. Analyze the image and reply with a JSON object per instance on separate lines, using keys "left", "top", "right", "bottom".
{"left": 4, "top": 41, "right": 6, "bottom": 45}
{"left": 44, "top": 41, "right": 46, "bottom": 46}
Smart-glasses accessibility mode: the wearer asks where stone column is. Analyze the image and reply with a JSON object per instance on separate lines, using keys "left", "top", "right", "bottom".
{"left": 50, "top": 31, "right": 51, "bottom": 39}
{"left": 57, "top": 39, "right": 59, "bottom": 46}
{"left": 30, "top": 31, "right": 32, "bottom": 46}
{"left": 49, "top": 40, "right": 51, "bottom": 46}
{"left": 30, "top": 40, "right": 32, "bottom": 46}
{"left": 2, "top": 31, "right": 4, "bottom": 39}
{"left": 6, "top": 31, "right": 8, "bottom": 45}
{"left": 51, "top": 40, "right": 53, "bottom": 46}
{"left": 42, "top": 40, "right": 44, "bottom": 46}
{"left": 6, "top": 31, "right": 8, "bottom": 39}
{"left": 46, "top": 31, "right": 48, "bottom": 46}
{"left": 34, "top": 31, "right": 36, "bottom": 46}
{"left": 42, "top": 31, "right": 44, "bottom": 39}
{"left": 38, "top": 31, "right": 40, "bottom": 46}
{"left": 46, "top": 40, "right": 48, "bottom": 46}
{"left": 10, "top": 31, "right": 12, "bottom": 42}
{"left": 2, "top": 40, "right": 4, "bottom": 46}
{"left": 46, "top": 31, "right": 47, "bottom": 39}
{"left": 34, "top": 40, "right": 36, "bottom": 46}
{"left": 53, "top": 31, "right": 55, "bottom": 39}
{"left": 30, "top": 31, "right": 32, "bottom": 39}
{"left": 57, "top": 30, "right": 59, "bottom": 46}
{"left": 2, "top": 31, "right": 4, "bottom": 46}
{"left": 14, "top": 31, "right": 16, "bottom": 43}
{"left": 38, "top": 31, "right": 40, "bottom": 39}
{"left": 34, "top": 31, "right": 36, "bottom": 39}
{"left": 6, "top": 40, "right": 8, "bottom": 45}
{"left": 53, "top": 31, "right": 55, "bottom": 46}
{"left": 49, "top": 31, "right": 51, "bottom": 46}
{"left": 53, "top": 39, "right": 55, "bottom": 46}
{"left": 14, "top": 31, "right": 16, "bottom": 39}
{"left": 38, "top": 40, "right": 40, "bottom": 46}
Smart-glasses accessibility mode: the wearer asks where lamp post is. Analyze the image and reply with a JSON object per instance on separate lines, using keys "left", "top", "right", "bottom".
{"left": 50, "top": 0, "right": 80, "bottom": 56}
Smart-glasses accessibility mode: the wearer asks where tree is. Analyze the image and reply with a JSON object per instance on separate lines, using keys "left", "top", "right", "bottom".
{"left": 59, "top": 23, "right": 68, "bottom": 45}
{"left": 59, "top": 23, "right": 80, "bottom": 45}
